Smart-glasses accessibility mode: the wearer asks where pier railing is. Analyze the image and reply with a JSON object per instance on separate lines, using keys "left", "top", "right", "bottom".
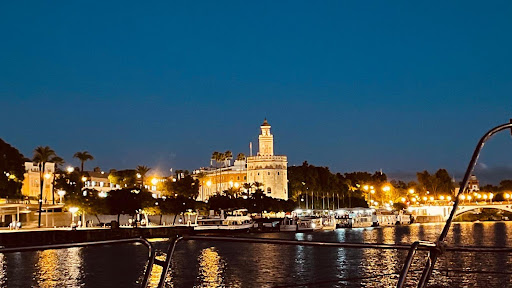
{"left": 2, "top": 234, "right": 512, "bottom": 287}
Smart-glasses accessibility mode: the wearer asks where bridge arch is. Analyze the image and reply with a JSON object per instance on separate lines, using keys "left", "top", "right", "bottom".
{"left": 453, "top": 204, "right": 512, "bottom": 218}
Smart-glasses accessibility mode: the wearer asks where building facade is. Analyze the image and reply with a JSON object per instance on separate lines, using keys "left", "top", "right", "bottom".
{"left": 21, "top": 162, "right": 55, "bottom": 201}
{"left": 195, "top": 119, "right": 288, "bottom": 201}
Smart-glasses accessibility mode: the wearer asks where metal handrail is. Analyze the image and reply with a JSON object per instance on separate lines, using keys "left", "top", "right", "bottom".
{"left": 416, "top": 121, "right": 512, "bottom": 288}
{"left": 0, "top": 238, "right": 156, "bottom": 288}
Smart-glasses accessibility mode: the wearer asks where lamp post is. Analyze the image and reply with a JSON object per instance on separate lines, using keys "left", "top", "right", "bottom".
{"left": 69, "top": 207, "right": 79, "bottom": 227}
{"left": 206, "top": 180, "right": 212, "bottom": 200}
{"left": 57, "top": 190, "right": 66, "bottom": 204}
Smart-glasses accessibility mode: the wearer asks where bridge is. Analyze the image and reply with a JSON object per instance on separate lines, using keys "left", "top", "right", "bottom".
{"left": 409, "top": 202, "right": 512, "bottom": 221}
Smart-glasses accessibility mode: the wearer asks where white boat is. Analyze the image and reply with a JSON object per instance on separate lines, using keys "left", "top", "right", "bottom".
{"left": 194, "top": 209, "right": 253, "bottom": 231}
{"left": 321, "top": 216, "right": 337, "bottom": 230}
{"left": 279, "top": 217, "right": 321, "bottom": 232}
{"left": 335, "top": 208, "right": 375, "bottom": 228}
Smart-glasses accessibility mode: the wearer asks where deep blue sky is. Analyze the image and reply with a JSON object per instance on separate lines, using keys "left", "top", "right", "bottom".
{"left": 1, "top": 1, "right": 511, "bottom": 183}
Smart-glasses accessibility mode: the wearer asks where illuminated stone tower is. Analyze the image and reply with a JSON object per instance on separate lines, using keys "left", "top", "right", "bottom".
{"left": 247, "top": 119, "right": 288, "bottom": 200}
{"left": 258, "top": 119, "right": 274, "bottom": 156}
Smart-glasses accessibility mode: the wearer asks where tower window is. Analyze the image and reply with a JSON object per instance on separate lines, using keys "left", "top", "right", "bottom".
{"left": 268, "top": 172, "right": 270, "bottom": 175}
{"left": 277, "top": 172, "right": 280, "bottom": 175}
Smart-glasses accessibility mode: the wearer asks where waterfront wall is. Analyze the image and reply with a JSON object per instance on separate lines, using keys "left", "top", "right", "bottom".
{"left": 20, "top": 212, "right": 197, "bottom": 228}
{"left": 0, "top": 226, "right": 193, "bottom": 248}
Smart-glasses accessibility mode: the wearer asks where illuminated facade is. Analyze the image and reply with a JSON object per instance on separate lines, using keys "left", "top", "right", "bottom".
{"left": 21, "top": 162, "right": 55, "bottom": 201}
{"left": 195, "top": 119, "right": 288, "bottom": 201}
{"left": 246, "top": 119, "right": 288, "bottom": 200}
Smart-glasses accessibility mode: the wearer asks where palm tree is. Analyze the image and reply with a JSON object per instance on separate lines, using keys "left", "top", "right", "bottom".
{"left": 224, "top": 150, "right": 232, "bottom": 167}
{"left": 252, "top": 181, "right": 264, "bottom": 193}
{"left": 243, "top": 183, "right": 252, "bottom": 197}
{"left": 73, "top": 151, "right": 94, "bottom": 173}
{"left": 211, "top": 151, "right": 224, "bottom": 193}
{"left": 236, "top": 153, "right": 246, "bottom": 161}
{"left": 136, "top": 165, "right": 151, "bottom": 189}
{"left": 49, "top": 156, "right": 64, "bottom": 205}
{"left": 33, "top": 146, "right": 57, "bottom": 228}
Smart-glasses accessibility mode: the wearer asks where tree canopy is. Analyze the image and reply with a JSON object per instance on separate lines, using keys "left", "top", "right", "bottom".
{"left": 0, "top": 138, "right": 26, "bottom": 197}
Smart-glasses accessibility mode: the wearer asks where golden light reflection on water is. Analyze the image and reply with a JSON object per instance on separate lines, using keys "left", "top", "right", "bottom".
{"left": 197, "top": 247, "right": 225, "bottom": 288}
{"left": 147, "top": 253, "right": 169, "bottom": 288}
{"left": 36, "top": 247, "right": 82, "bottom": 288}
{"left": 0, "top": 254, "right": 6, "bottom": 287}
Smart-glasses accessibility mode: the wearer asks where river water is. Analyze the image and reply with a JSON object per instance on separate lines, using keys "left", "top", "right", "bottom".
{"left": 1, "top": 222, "right": 512, "bottom": 287}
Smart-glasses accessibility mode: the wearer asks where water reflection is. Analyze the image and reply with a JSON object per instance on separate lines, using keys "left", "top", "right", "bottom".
{"left": 36, "top": 247, "right": 83, "bottom": 288}
{"left": 2, "top": 223, "right": 512, "bottom": 287}
{"left": 196, "top": 247, "right": 225, "bottom": 288}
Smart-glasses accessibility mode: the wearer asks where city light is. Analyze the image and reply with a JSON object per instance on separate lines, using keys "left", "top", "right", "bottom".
{"left": 69, "top": 207, "right": 79, "bottom": 214}
{"left": 447, "top": 196, "right": 452, "bottom": 201}
{"left": 429, "top": 196, "right": 434, "bottom": 201}
{"left": 206, "top": 181, "right": 212, "bottom": 187}
{"left": 234, "top": 183, "right": 240, "bottom": 188}
{"left": 439, "top": 196, "right": 445, "bottom": 200}
{"left": 67, "top": 166, "right": 74, "bottom": 173}
{"left": 423, "top": 196, "right": 427, "bottom": 201}
{"left": 151, "top": 178, "right": 158, "bottom": 185}
{"left": 506, "top": 193, "right": 510, "bottom": 199}
{"left": 136, "top": 173, "right": 141, "bottom": 178}
{"left": 98, "top": 191, "right": 107, "bottom": 198}
{"left": 401, "top": 197, "right": 406, "bottom": 202}
{"left": 411, "top": 197, "right": 417, "bottom": 202}
{"left": 44, "top": 173, "right": 51, "bottom": 179}
{"left": 382, "top": 186, "right": 391, "bottom": 192}
{"left": 81, "top": 176, "right": 87, "bottom": 182}
{"left": 460, "top": 195, "right": 466, "bottom": 200}
{"left": 363, "top": 185, "right": 369, "bottom": 191}
{"left": 467, "top": 195, "right": 472, "bottom": 200}
{"left": 408, "top": 189, "right": 415, "bottom": 194}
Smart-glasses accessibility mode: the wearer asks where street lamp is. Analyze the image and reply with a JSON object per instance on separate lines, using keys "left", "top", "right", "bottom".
{"left": 57, "top": 190, "right": 66, "bottom": 203}
{"left": 151, "top": 178, "right": 158, "bottom": 185}
{"left": 67, "top": 166, "right": 74, "bottom": 173}
{"left": 69, "top": 207, "right": 79, "bottom": 226}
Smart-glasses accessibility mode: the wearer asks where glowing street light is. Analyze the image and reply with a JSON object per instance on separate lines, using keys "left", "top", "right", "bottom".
{"left": 363, "top": 185, "right": 369, "bottom": 191}
{"left": 67, "top": 166, "right": 74, "bottom": 173}
{"left": 81, "top": 176, "right": 87, "bottom": 182}
{"left": 408, "top": 189, "right": 415, "bottom": 194}
{"left": 57, "top": 190, "right": 66, "bottom": 203}
{"left": 44, "top": 173, "right": 51, "bottom": 179}
{"left": 382, "top": 186, "right": 391, "bottom": 192}
{"left": 439, "top": 195, "right": 445, "bottom": 200}
{"left": 151, "top": 178, "right": 158, "bottom": 185}
{"left": 69, "top": 207, "right": 79, "bottom": 226}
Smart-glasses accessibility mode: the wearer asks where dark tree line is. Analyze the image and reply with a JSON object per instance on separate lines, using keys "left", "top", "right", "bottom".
{"left": 0, "top": 138, "right": 26, "bottom": 197}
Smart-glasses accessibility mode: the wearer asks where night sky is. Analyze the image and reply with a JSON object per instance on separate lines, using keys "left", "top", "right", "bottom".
{"left": 1, "top": 1, "right": 511, "bottom": 183}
